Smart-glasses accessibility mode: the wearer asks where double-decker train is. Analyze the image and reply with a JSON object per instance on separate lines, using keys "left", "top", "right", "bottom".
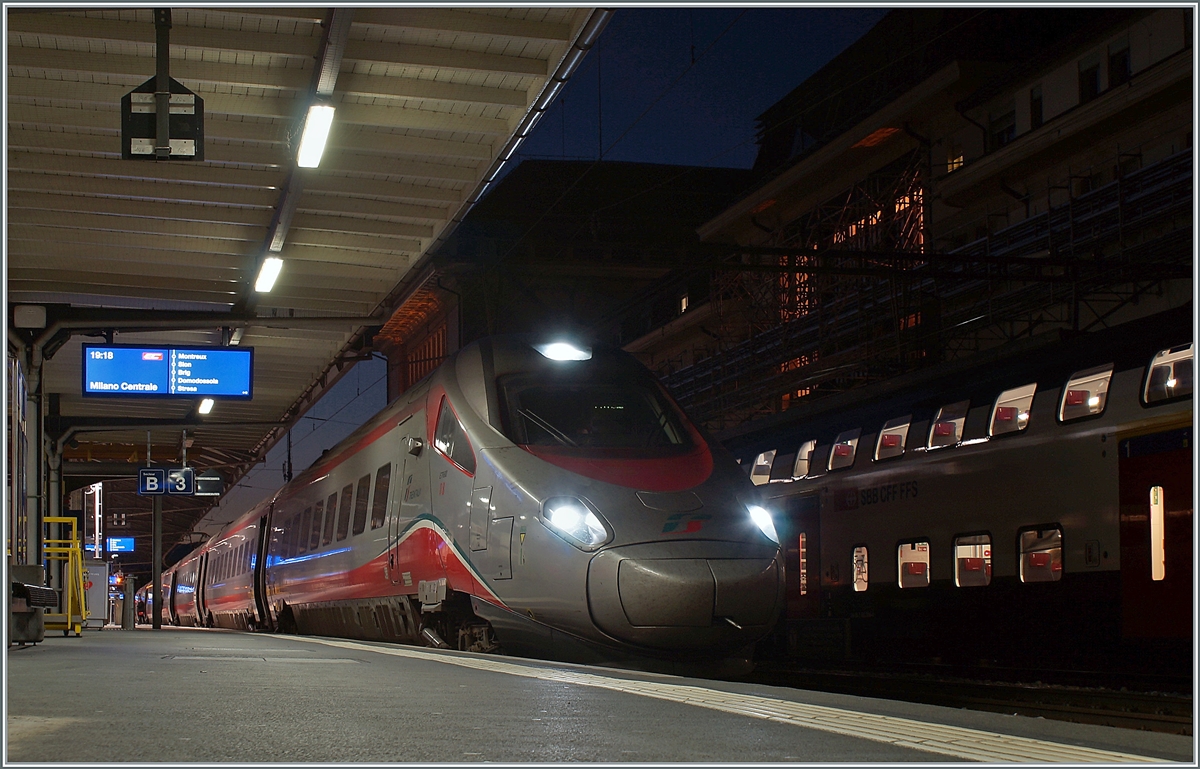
{"left": 727, "top": 303, "right": 1193, "bottom": 677}
{"left": 148, "top": 337, "right": 784, "bottom": 673}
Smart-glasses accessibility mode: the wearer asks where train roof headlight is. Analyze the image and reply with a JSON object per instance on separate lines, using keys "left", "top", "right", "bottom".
{"left": 535, "top": 342, "right": 592, "bottom": 361}
{"left": 543, "top": 497, "right": 609, "bottom": 550}
{"left": 747, "top": 504, "right": 779, "bottom": 545}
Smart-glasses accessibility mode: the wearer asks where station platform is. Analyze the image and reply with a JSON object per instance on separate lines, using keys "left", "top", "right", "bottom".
{"left": 7, "top": 627, "right": 1194, "bottom": 763}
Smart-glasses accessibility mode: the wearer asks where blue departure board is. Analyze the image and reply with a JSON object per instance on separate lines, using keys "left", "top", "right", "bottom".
{"left": 107, "top": 537, "right": 135, "bottom": 552}
{"left": 82, "top": 345, "right": 252, "bottom": 399}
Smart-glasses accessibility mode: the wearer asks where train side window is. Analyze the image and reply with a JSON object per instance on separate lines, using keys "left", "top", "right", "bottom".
{"left": 1143, "top": 344, "right": 1193, "bottom": 404}
{"left": 370, "top": 464, "right": 391, "bottom": 529}
{"left": 828, "top": 428, "right": 861, "bottom": 471}
{"left": 1150, "top": 486, "right": 1165, "bottom": 581}
{"left": 1018, "top": 526, "right": 1063, "bottom": 582}
{"left": 750, "top": 450, "right": 776, "bottom": 486}
{"left": 898, "top": 541, "right": 931, "bottom": 588}
{"left": 284, "top": 518, "right": 297, "bottom": 560}
{"left": 874, "top": 416, "right": 910, "bottom": 461}
{"left": 927, "top": 401, "right": 968, "bottom": 449}
{"left": 322, "top": 493, "right": 337, "bottom": 545}
{"left": 352, "top": 474, "right": 371, "bottom": 536}
{"left": 298, "top": 507, "right": 313, "bottom": 554}
{"left": 954, "top": 534, "right": 992, "bottom": 587}
{"left": 309, "top": 504, "right": 324, "bottom": 551}
{"left": 435, "top": 396, "right": 476, "bottom": 475}
{"left": 1059, "top": 364, "right": 1112, "bottom": 421}
{"left": 792, "top": 440, "right": 816, "bottom": 478}
{"left": 769, "top": 451, "right": 796, "bottom": 482}
{"left": 798, "top": 533, "right": 809, "bottom": 595}
{"left": 990, "top": 383, "right": 1036, "bottom": 437}
{"left": 336, "top": 484, "right": 353, "bottom": 541}
{"left": 852, "top": 545, "right": 868, "bottom": 592}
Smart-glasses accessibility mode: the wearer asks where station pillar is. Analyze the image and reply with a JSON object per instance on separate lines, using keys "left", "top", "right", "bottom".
{"left": 151, "top": 496, "right": 162, "bottom": 629}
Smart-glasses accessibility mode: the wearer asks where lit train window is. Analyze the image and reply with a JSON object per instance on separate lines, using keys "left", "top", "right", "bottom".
{"left": 1144, "top": 344, "right": 1193, "bottom": 404}
{"left": 323, "top": 493, "right": 337, "bottom": 545}
{"left": 1058, "top": 364, "right": 1112, "bottom": 422}
{"left": 927, "top": 401, "right": 969, "bottom": 449}
{"left": 852, "top": 546, "right": 868, "bottom": 592}
{"left": 990, "top": 383, "right": 1036, "bottom": 437}
{"left": 336, "top": 484, "right": 353, "bottom": 541}
{"left": 798, "top": 533, "right": 808, "bottom": 595}
{"left": 897, "top": 541, "right": 931, "bottom": 588}
{"left": 793, "top": 440, "right": 816, "bottom": 478}
{"left": 874, "top": 416, "right": 911, "bottom": 461}
{"left": 750, "top": 450, "right": 776, "bottom": 486}
{"left": 370, "top": 464, "right": 392, "bottom": 529}
{"left": 954, "top": 534, "right": 992, "bottom": 587}
{"left": 1018, "top": 526, "right": 1062, "bottom": 583}
{"left": 435, "top": 396, "right": 476, "bottom": 475}
{"left": 352, "top": 475, "right": 371, "bottom": 536}
{"left": 1150, "top": 486, "right": 1165, "bottom": 581}
{"left": 828, "top": 428, "right": 862, "bottom": 471}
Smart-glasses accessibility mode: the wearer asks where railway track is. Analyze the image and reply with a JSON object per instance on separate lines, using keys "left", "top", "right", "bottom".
{"left": 742, "top": 664, "right": 1193, "bottom": 735}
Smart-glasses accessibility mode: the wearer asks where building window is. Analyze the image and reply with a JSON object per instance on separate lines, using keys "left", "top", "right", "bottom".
{"left": 898, "top": 541, "right": 931, "bottom": 589}
{"left": 1019, "top": 526, "right": 1063, "bottom": 583}
{"left": 1108, "top": 35, "right": 1131, "bottom": 88}
{"left": 1059, "top": 364, "right": 1113, "bottom": 421}
{"left": 792, "top": 440, "right": 816, "bottom": 478}
{"left": 990, "top": 383, "right": 1036, "bottom": 437}
{"left": 874, "top": 415, "right": 911, "bottom": 461}
{"left": 946, "top": 139, "right": 964, "bottom": 173}
{"left": 989, "top": 106, "right": 1016, "bottom": 150}
{"left": 827, "top": 428, "right": 862, "bottom": 471}
{"left": 954, "top": 534, "right": 992, "bottom": 587}
{"left": 679, "top": 294, "right": 689, "bottom": 314}
{"left": 1144, "top": 343, "right": 1193, "bottom": 404}
{"left": 852, "top": 546, "right": 869, "bottom": 592}
{"left": 927, "top": 400, "right": 969, "bottom": 449}
{"left": 1150, "top": 486, "right": 1166, "bottom": 581}
{"left": 750, "top": 450, "right": 776, "bottom": 486}
{"left": 1029, "top": 84, "right": 1044, "bottom": 130}
{"left": 1079, "top": 52, "right": 1102, "bottom": 104}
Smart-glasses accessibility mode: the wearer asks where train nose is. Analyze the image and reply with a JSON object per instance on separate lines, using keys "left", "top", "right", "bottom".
{"left": 587, "top": 542, "right": 781, "bottom": 650}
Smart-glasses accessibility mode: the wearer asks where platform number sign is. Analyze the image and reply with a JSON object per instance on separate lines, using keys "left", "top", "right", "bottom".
{"left": 137, "top": 467, "right": 195, "bottom": 496}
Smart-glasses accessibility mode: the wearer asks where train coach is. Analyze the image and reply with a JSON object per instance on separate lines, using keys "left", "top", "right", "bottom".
{"left": 727, "top": 303, "right": 1193, "bottom": 677}
{"left": 156, "top": 336, "right": 785, "bottom": 673}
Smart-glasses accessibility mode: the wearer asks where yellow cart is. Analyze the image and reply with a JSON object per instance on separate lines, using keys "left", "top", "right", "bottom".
{"left": 43, "top": 516, "right": 87, "bottom": 637}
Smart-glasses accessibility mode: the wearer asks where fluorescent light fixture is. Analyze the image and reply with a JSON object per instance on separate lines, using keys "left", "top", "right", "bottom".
{"left": 255, "top": 256, "right": 283, "bottom": 293}
{"left": 535, "top": 342, "right": 592, "bottom": 361}
{"left": 198, "top": 398, "right": 215, "bottom": 415}
{"left": 296, "top": 104, "right": 335, "bottom": 168}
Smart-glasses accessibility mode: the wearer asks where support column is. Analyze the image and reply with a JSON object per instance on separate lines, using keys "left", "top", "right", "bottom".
{"left": 152, "top": 495, "right": 162, "bottom": 629}
{"left": 24, "top": 391, "right": 41, "bottom": 566}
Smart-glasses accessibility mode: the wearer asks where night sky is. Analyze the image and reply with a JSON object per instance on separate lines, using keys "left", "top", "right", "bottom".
{"left": 197, "top": 8, "right": 887, "bottom": 532}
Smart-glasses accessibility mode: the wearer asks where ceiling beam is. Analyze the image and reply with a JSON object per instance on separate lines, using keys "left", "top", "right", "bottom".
{"left": 353, "top": 8, "right": 572, "bottom": 42}
{"left": 7, "top": 171, "right": 279, "bottom": 207}
{"left": 343, "top": 39, "right": 547, "bottom": 77}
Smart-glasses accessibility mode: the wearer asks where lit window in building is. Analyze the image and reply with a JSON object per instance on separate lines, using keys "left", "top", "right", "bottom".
{"left": 990, "top": 383, "right": 1036, "bottom": 436}
{"left": 1150, "top": 486, "right": 1165, "bottom": 581}
{"left": 946, "top": 140, "right": 964, "bottom": 172}
{"left": 898, "top": 541, "right": 930, "bottom": 589}
{"left": 679, "top": 294, "right": 689, "bottom": 314}
{"left": 852, "top": 546, "right": 868, "bottom": 592}
{"left": 954, "top": 534, "right": 992, "bottom": 587}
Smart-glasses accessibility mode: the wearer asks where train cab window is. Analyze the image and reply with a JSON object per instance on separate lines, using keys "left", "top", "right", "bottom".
{"left": 874, "top": 417, "right": 911, "bottom": 461}
{"left": 852, "top": 546, "right": 868, "bottom": 592}
{"left": 954, "top": 534, "right": 992, "bottom": 587}
{"left": 1059, "top": 364, "right": 1112, "bottom": 421}
{"left": 352, "top": 474, "right": 371, "bottom": 536}
{"left": 435, "top": 396, "right": 476, "bottom": 475}
{"left": 298, "top": 507, "right": 313, "bottom": 554}
{"left": 792, "top": 440, "right": 816, "bottom": 478}
{"left": 370, "top": 464, "right": 391, "bottom": 529}
{"left": 990, "top": 383, "right": 1036, "bottom": 437}
{"left": 927, "top": 401, "right": 969, "bottom": 449}
{"left": 750, "top": 450, "right": 776, "bottom": 486}
{"left": 336, "top": 484, "right": 353, "bottom": 541}
{"left": 322, "top": 493, "right": 337, "bottom": 545}
{"left": 1144, "top": 344, "right": 1194, "bottom": 404}
{"left": 1018, "top": 526, "right": 1063, "bottom": 583}
{"left": 828, "top": 428, "right": 862, "bottom": 471}
{"left": 898, "top": 541, "right": 931, "bottom": 588}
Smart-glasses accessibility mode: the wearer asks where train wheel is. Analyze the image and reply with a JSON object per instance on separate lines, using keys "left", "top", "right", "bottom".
{"left": 457, "top": 621, "right": 501, "bottom": 654}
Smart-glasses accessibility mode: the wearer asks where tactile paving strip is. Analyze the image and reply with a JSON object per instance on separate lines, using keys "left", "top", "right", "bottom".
{"left": 285, "top": 636, "right": 1162, "bottom": 763}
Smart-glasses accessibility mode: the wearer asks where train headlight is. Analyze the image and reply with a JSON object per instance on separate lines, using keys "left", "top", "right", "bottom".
{"left": 747, "top": 504, "right": 779, "bottom": 545}
{"left": 542, "top": 497, "right": 609, "bottom": 550}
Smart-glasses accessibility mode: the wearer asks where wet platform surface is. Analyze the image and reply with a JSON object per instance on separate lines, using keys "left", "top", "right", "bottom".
{"left": 6, "top": 626, "right": 1194, "bottom": 763}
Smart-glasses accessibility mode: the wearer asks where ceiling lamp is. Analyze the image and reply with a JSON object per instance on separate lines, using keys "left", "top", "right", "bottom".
{"left": 296, "top": 104, "right": 336, "bottom": 168}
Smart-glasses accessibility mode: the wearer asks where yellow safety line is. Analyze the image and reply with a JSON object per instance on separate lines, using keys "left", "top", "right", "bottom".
{"left": 280, "top": 636, "right": 1166, "bottom": 763}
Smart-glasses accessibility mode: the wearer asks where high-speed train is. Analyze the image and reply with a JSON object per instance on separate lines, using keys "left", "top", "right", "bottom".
{"left": 727, "top": 303, "right": 1193, "bottom": 677}
{"left": 154, "top": 337, "right": 784, "bottom": 672}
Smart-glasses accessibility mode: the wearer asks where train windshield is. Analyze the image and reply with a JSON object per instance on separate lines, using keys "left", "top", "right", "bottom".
{"left": 497, "top": 373, "right": 693, "bottom": 452}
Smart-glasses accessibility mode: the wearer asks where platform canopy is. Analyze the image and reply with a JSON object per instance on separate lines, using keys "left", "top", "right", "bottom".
{"left": 7, "top": 7, "right": 607, "bottom": 540}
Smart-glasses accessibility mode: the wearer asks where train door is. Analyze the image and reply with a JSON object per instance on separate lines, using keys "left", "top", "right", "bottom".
{"left": 252, "top": 511, "right": 273, "bottom": 630}
{"left": 168, "top": 571, "right": 179, "bottom": 625}
{"left": 389, "top": 414, "right": 427, "bottom": 587}
{"left": 196, "top": 552, "right": 209, "bottom": 626}
{"left": 1118, "top": 426, "right": 1192, "bottom": 637}
{"left": 778, "top": 493, "right": 822, "bottom": 619}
